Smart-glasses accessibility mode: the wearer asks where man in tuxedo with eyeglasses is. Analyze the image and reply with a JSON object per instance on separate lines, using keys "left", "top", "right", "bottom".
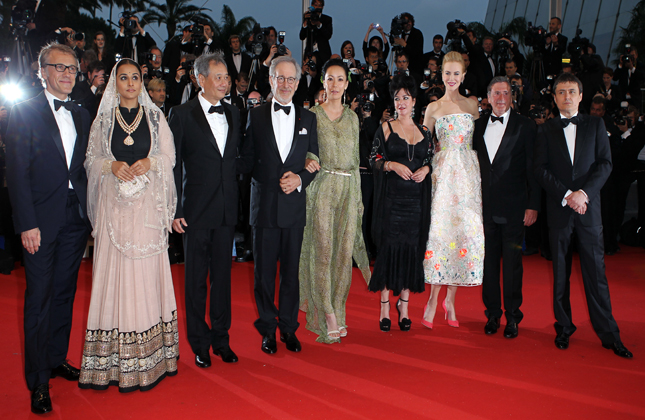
{"left": 239, "top": 56, "right": 319, "bottom": 355}
{"left": 5, "top": 43, "right": 91, "bottom": 414}
{"left": 534, "top": 72, "right": 632, "bottom": 358}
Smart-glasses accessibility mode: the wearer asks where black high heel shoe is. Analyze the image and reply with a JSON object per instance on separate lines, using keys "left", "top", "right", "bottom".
{"left": 379, "top": 300, "right": 391, "bottom": 332}
{"left": 396, "top": 298, "right": 412, "bottom": 331}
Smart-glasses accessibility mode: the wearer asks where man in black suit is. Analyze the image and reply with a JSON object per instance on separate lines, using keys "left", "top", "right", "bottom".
{"left": 169, "top": 52, "right": 242, "bottom": 368}
{"left": 540, "top": 17, "right": 568, "bottom": 76}
{"left": 462, "top": 30, "right": 494, "bottom": 97}
{"left": 533, "top": 73, "right": 632, "bottom": 358}
{"left": 294, "top": 53, "right": 321, "bottom": 108}
{"left": 5, "top": 43, "right": 91, "bottom": 414}
{"left": 240, "top": 56, "right": 319, "bottom": 354}
{"left": 300, "top": 0, "right": 333, "bottom": 66}
{"left": 114, "top": 15, "right": 156, "bottom": 63}
{"left": 473, "top": 76, "right": 539, "bottom": 339}
{"left": 225, "top": 35, "right": 252, "bottom": 93}
{"left": 392, "top": 12, "right": 424, "bottom": 74}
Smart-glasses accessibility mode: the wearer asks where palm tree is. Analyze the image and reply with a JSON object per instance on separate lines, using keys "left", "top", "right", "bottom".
{"left": 142, "top": 0, "right": 212, "bottom": 42}
{"left": 210, "top": 5, "right": 256, "bottom": 52}
{"left": 612, "top": 0, "right": 645, "bottom": 65}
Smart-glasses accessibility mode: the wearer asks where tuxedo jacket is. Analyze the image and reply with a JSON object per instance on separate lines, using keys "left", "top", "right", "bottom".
{"left": 294, "top": 73, "right": 322, "bottom": 108}
{"left": 299, "top": 14, "right": 333, "bottom": 63}
{"left": 540, "top": 34, "right": 568, "bottom": 75}
{"left": 225, "top": 52, "right": 252, "bottom": 90}
{"left": 114, "top": 32, "right": 156, "bottom": 61}
{"left": 402, "top": 27, "right": 424, "bottom": 73}
{"left": 533, "top": 114, "right": 612, "bottom": 229}
{"left": 474, "top": 111, "right": 540, "bottom": 224}
{"left": 4, "top": 91, "right": 90, "bottom": 242}
{"left": 169, "top": 98, "right": 243, "bottom": 228}
{"left": 240, "top": 102, "right": 319, "bottom": 228}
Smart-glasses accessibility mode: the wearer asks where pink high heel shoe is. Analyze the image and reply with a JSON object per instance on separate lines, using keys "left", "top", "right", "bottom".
{"left": 421, "top": 304, "right": 434, "bottom": 329}
{"left": 443, "top": 299, "right": 459, "bottom": 328}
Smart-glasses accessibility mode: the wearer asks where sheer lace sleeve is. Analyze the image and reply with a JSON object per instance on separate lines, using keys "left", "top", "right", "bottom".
{"left": 369, "top": 125, "right": 388, "bottom": 172}
{"left": 420, "top": 124, "right": 435, "bottom": 167}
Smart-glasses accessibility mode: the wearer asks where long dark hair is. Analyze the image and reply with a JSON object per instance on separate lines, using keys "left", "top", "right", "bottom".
{"left": 322, "top": 58, "right": 349, "bottom": 80}
{"left": 115, "top": 58, "right": 142, "bottom": 76}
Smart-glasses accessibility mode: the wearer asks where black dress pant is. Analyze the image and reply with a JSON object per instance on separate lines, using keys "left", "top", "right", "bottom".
{"left": 183, "top": 226, "right": 235, "bottom": 354}
{"left": 252, "top": 226, "right": 304, "bottom": 336}
{"left": 482, "top": 219, "right": 524, "bottom": 324}
{"left": 550, "top": 216, "right": 621, "bottom": 345}
{"left": 23, "top": 190, "right": 89, "bottom": 390}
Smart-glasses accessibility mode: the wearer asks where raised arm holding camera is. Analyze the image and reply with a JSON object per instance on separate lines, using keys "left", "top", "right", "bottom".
{"left": 114, "top": 13, "right": 156, "bottom": 63}
{"left": 391, "top": 13, "right": 424, "bottom": 74}
{"left": 363, "top": 23, "right": 390, "bottom": 63}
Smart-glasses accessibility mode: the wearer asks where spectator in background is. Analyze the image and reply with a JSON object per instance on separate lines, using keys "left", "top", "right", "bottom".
{"left": 225, "top": 35, "right": 252, "bottom": 93}
{"left": 114, "top": 14, "right": 156, "bottom": 63}
{"left": 540, "top": 17, "right": 568, "bottom": 76}
{"left": 341, "top": 40, "right": 359, "bottom": 68}
{"left": 91, "top": 31, "right": 115, "bottom": 73}
{"left": 459, "top": 52, "right": 479, "bottom": 99}
{"left": 392, "top": 12, "right": 424, "bottom": 74}
{"left": 300, "top": 0, "right": 333, "bottom": 65}
{"left": 594, "top": 67, "right": 622, "bottom": 112}
{"left": 294, "top": 53, "right": 321, "bottom": 108}
{"left": 148, "top": 78, "right": 169, "bottom": 116}
{"left": 613, "top": 46, "right": 644, "bottom": 110}
{"left": 423, "top": 34, "right": 445, "bottom": 66}
{"left": 363, "top": 23, "right": 390, "bottom": 62}
{"left": 462, "top": 29, "right": 494, "bottom": 96}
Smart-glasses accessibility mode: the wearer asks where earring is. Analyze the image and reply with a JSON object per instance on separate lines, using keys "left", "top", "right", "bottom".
{"left": 394, "top": 110, "right": 398, "bottom": 120}
{"left": 411, "top": 108, "right": 415, "bottom": 119}
{"left": 343, "top": 90, "right": 346, "bottom": 104}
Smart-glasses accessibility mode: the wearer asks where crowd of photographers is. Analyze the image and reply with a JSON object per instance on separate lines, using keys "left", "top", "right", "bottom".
{"left": 2, "top": 2, "right": 645, "bottom": 263}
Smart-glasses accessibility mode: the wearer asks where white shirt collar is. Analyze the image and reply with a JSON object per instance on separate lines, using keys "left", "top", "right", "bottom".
{"left": 198, "top": 92, "right": 222, "bottom": 114}
{"left": 272, "top": 100, "right": 293, "bottom": 112}
{"left": 44, "top": 89, "right": 70, "bottom": 112}
{"left": 490, "top": 108, "right": 511, "bottom": 122}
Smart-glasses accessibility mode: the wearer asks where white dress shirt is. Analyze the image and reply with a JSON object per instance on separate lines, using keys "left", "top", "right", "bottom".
{"left": 484, "top": 108, "right": 511, "bottom": 163}
{"left": 271, "top": 100, "right": 295, "bottom": 162}
{"left": 560, "top": 112, "right": 588, "bottom": 206}
{"left": 44, "top": 90, "right": 77, "bottom": 189}
{"left": 232, "top": 52, "right": 242, "bottom": 73}
{"left": 198, "top": 93, "right": 228, "bottom": 156}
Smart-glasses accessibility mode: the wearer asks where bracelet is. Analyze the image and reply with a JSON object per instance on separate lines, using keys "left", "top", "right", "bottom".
{"left": 384, "top": 161, "right": 390, "bottom": 171}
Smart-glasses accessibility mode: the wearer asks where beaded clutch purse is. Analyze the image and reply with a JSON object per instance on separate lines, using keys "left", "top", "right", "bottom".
{"left": 118, "top": 174, "right": 150, "bottom": 198}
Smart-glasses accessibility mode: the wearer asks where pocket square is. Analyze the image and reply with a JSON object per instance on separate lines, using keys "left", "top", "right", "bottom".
{"left": 298, "top": 128, "right": 308, "bottom": 135}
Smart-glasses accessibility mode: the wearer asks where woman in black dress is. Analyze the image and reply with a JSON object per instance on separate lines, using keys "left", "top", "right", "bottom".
{"left": 369, "top": 74, "right": 433, "bottom": 331}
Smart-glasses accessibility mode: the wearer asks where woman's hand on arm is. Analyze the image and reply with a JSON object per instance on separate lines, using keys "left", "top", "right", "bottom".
{"left": 131, "top": 158, "right": 151, "bottom": 176}
{"left": 112, "top": 161, "right": 136, "bottom": 181}
{"left": 304, "top": 158, "right": 321, "bottom": 173}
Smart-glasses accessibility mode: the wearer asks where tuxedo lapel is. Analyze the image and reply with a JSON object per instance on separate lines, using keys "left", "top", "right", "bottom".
{"left": 552, "top": 117, "right": 573, "bottom": 168}
{"left": 264, "top": 103, "right": 281, "bottom": 160}
{"left": 476, "top": 117, "right": 491, "bottom": 164}
{"left": 284, "top": 105, "right": 301, "bottom": 164}
{"left": 572, "top": 114, "right": 588, "bottom": 171}
{"left": 190, "top": 99, "right": 221, "bottom": 156}
{"left": 37, "top": 93, "right": 66, "bottom": 164}
{"left": 491, "top": 112, "right": 519, "bottom": 166}
{"left": 223, "top": 106, "right": 235, "bottom": 158}
{"left": 70, "top": 107, "right": 85, "bottom": 167}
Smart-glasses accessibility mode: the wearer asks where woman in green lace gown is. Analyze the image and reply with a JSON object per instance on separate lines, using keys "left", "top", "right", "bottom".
{"left": 299, "top": 59, "right": 371, "bottom": 344}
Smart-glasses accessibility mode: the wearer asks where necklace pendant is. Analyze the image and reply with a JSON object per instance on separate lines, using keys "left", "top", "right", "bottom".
{"left": 124, "top": 135, "right": 134, "bottom": 146}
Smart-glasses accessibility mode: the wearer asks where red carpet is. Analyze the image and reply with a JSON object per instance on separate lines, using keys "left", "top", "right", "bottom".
{"left": 1, "top": 247, "right": 644, "bottom": 419}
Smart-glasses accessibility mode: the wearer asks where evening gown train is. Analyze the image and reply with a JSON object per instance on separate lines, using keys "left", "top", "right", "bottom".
{"left": 424, "top": 113, "right": 484, "bottom": 286}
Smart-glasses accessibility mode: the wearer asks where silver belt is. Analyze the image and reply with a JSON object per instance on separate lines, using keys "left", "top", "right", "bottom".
{"left": 323, "top": 169, "right": 352, "bottom": 177}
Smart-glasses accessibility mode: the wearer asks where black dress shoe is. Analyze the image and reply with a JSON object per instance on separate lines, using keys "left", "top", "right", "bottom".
{"left": 213, "top": 346, "right": 239, "bottom": 363}
{"left": 31, "top": 383, "right": 52, "bottom": 414}
{"left": 602, "top": 341, "right": 633, "bottom": 358}
{"left": 280, "top": 332, "right": 302, "bottom": 352}
{"left": 261, "top": 334, "right": 277, "bottom": 354}
{"left": 522, "top": 247, "right": 538, "bottom": 256}
{"left": 484, "top": 317, "right": 500, "bottom": 335}
{"left": 235, "top": 250, "right": 253, "bottom": 263}
{"left": 503, "top": 323, "right": 518, "bottom": 339}
{"left": 50, "top": 361, "right": 80, "bottom": 381}
{"left": 555, "top": 333, "right": 570, "bottom": 350}
{"left": 195, "top": 351, "right": 212, "bottom": 368}
{"left": 541, "top": 252, "right": 552, "bottom": 261}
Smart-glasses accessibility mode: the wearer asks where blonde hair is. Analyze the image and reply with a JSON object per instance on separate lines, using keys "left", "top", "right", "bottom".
{"left": 442, "top": 51, "right": 466, "bottom": 72}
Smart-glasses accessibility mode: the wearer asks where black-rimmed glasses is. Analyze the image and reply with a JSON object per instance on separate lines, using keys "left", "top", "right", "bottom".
{"left": 45, "top": 63, "right": 79, "bottom": 74}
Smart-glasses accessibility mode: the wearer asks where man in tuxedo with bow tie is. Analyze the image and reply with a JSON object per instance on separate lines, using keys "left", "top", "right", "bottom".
{"left": 169, "top": 51, "right": 243, "bottom": 368}
{"left": 224, "top": 35, "right": 251, "bottom": 94}
{"left": 474, "top": 76, "right": 539, "bottom": 339}
{"left": 240, "top": 56, "right": 319, "bottom": 354}
{"left": 5, "top": 43, "right": 91, "bottom": 414}
{"left": 534, "top": 73, "right": 632, "bottom": 358}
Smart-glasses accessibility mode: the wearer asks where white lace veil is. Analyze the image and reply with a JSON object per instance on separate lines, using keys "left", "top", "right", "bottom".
{"left": 85, "top": 60, "right": 177, "bottom": 259}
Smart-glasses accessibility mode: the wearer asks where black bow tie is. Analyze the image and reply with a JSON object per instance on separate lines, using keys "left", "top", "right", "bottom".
{"left": 491, "top": 115, "right": 504, "bottom": 124}
{"left": 274, "top": 102, "right": 291, "bottom": 115}
{"left": 560, "top": 116, "right": 579, "bottom": 127}
{"left": 233, "top": 52, "right": 241, "bottom": 56}
{"left": 54, "top": 99, "right": 78, "bottom": 112}
{"left": 208, "top": 105, "right": 224, "bottom": 114}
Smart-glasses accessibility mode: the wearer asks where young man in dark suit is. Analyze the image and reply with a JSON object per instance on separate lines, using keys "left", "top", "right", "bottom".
{"left": 300, "top": 0, "right": 333, "bottom": 66}
{"left": 5, "top": 43, "right": 91, "bottom": 414}
{"left": 224, "top": 35, "right": 252, "bottom": 93}
{"left": 240, "top": 56, "right": 319, "bottom": 354}
{"left": 533, "top": 73, "right": 632, "bottom": 358}
{"left": 169, "top": 51, "right": 243, "bottom": 368}
{"left": 473, "top": 76, "right": 539, "bottom": 339}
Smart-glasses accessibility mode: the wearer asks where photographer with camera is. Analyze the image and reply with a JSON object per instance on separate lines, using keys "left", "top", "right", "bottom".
{"left": 363, "top": 23, "right": 390, "bottom": 63}
{"left": 594, "top": 67, "right": 622, "bottom": 113}
{"left": 294, "top": 53, "right": 322, "bottom": 109}
{"left": 115, "top": 12, "right": 156, "bottom": 63}
{"left": 613, "top": 45, "right": 644, "bottom": 110}
{"left": 300, "top": 0, "right": 333, "bottom": 66}
{"left": 20, "top": 0, "right": 66, "bottom": 53}
{"left": 461, "top": 28, "right": 494, "bottom": 97}
{"left": 255, "top": 27, "right": 291, "bottom": 98}
{"left": 539, "top": 17, "right": 568, "bottom": 76}
{"left": 390, "top": 13, "right": 424, "bottom": 74}
{"left": 167, "top": 54, "right": 198, "bottom": 106}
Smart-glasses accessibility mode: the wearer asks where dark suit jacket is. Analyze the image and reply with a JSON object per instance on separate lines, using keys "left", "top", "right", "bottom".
{"left": 294, "top": 73, "right": 322, "bottom": 108}
{"left": 533, "top": 114, "right": 612, "bottom": 229}
{"left": 474, "top": 111, "right": 540, "bottom": 224}
{"left": 169, "top": 98, "right": 243, "bottom": 228}
{"left": 4, "top": 91, "right": 90, "bottom": 242}
{"left": 462, "top": 35, "right": 493, "bottom": 96}
{"left": 240, "top": 102, "right": 319, "bottom": 228}
{"left": 403, "top": 27, "right": 424, "bottom": 74}
{"left": 225, "top": 52, "right": 252, "bottom": 92}
{"left": 541, "top": 34, "right": 568, "bottom": 76}
{"left": 114, "top": 32, "right": 156, "bottom": 61}
{"left": 299, "top": 14, "right": 333, "bottom": 64}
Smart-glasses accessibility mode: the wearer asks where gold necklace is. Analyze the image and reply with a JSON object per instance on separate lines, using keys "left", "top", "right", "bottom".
{"left": 116, "top": 105, "right": 144, "bottom": 146}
